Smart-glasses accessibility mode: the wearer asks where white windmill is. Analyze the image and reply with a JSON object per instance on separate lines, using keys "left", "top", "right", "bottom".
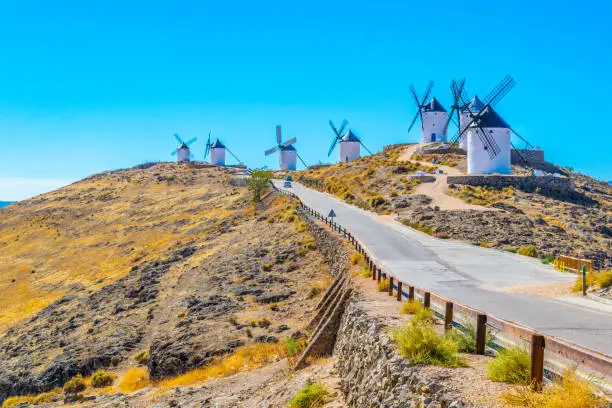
{"left": 447, "top": 75, "right": 536, "bottom": 174}
{"left": 264, "top": 125, "right": 307, "bottom": 170}
{"left": 204, "top": 132, "right": 243, "bottom": 166}
{"left": 328, "top": 119, "right": 372, "bottom": 162}
{"left": 407, "top": 81, "right": 449, "bottom": 143}
{"left": 171, "top": 134, "right": 197, "bottom": 162}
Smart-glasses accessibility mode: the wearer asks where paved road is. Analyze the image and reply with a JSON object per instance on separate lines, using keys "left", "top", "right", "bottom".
{"left": 276, "top": 181, "right": 612, "bottom": 355}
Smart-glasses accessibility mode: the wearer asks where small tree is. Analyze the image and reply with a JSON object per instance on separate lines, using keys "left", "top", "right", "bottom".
{"left": 246, "top": 169, "right": 272, "bottom": 202}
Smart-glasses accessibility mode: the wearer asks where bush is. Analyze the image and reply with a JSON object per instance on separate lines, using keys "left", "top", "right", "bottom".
{"left": 377, "top": 279, "right": 390, "bottom": 292}
{"left": 444, "top": 321, "right": 495, "bottom": 353}
{"left": 517, "top": 245, "right": 538, "bottom": 258}
{"left": 63, "top": 375, "right": 86, "bottom": 394}
{"left": 390, "top": 313, "right": 464, "bottom": 367}
{"left": 91, "top": 369, "right": 115, "bottom": 388}
{"left": 400, "top": 299, "right": 422, "bottom": 315}
{"left": 360, "top": 267, "right": 372, "bottom": 278}
{"left": 487, "top": 347, "right": 530, "bottom": 384}
{"left": 540, "top": 254, "right": 555, "bottom": 264}
{"left": 500, "top": 369, "right": 605, "bottom": 408}
{"left": 133, "top": 350, "right": 150, "bottom": 364}
{"left": 262, "top": 263, "right": 273, "bottom": 271}
{"left": 287, "top": 382, "right": 329, "bottom": 408}
{"left": 350, "top": 253, "right": 363, "bottom": 265}
{"left": 593, "top": 270, "right": 612, "bottom": 289}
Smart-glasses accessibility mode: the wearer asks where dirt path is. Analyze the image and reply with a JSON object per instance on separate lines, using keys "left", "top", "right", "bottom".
{"left": 397, "top": 144, "right": 488, "bottom": 212}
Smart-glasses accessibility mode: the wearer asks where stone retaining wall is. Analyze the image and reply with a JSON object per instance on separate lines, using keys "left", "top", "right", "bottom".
{"left": 334, "top": 301, "right": 466, "bottom": 407}
{"left": 511, "top": 149, "right": 544, "bottom": 165}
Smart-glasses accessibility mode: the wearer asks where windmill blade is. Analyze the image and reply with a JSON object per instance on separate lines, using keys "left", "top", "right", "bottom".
{"left": 419, "top": 80, "right": 434, "bottom": 106}
{"left": 204, "top": 144, "right": 210, "bottom": 160}
{"left": 329, "top": 120, "right": 341, "bottom": 137}
{"left": 173, "top": 133, "right": 183, "bottom": 144}
{"left": 407, "top": 111, "right": 421, "bottom": 134}
{"left": 337, "top": 119, "right": 348, "bottom": 136}
{"left": 296, "top": 153, "right": 308, "bottom": 169}
{"left": 359, "top": 140, "right": 373, "bottom": 156}
{"left": 225, "top": 146, "right": 243, "bottom": 164}
{"left": 511, "top": 142, "right": 531, "bottom": 168}
{"left": 185, "top": 137, "right": 197, "bottom": 146}
{"left": 510, "top": 128, "right": 534, "bottom": 149}
{"left": 409, "top": 84, "right": 421, "bottom": 107}
{"left": 475, "top": 126, "right": 500, "bottom": 160}
{"left": 276, "top": 125, "right": 282, "bottom": 144}
{"left": 265, "top": 146, "right": 278, "bottom": 156}
{"left": 328, "top": 137, "right": 339, "bottom": 157}
{"left": 444, "top": 78, "right": 465, "bottom": 136}
{"left": 171, "top": 149, "right": 178, "bottom": 156}
{"left": 483, "top": 74, "right": 516, "bottom": 107}
{"left": 283, "top": 137, "right": 297, "bottom": 147}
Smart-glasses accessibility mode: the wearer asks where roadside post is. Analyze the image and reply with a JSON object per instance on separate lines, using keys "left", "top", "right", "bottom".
{"left": 582, "top": 265, "right": 587, "bottom": 296}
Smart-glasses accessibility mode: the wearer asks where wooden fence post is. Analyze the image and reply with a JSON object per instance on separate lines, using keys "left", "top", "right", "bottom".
{"left": 476, "top": 314, "right": 487, "bottom": 355}
{"left": 408, "top": 286, "right": 415, "bottom": 301}
{"left": 377, "top": 268, "right": 382, "bottom": 282}
{"left": 396, "top": 281, "right": 403, "bottom": 301}
{"left": 424, "top": 292, "right": 431, "bottom": 309}
{"left": 530, "top": 334, "right": 545, "bottom": 392}
{"left": 388, "top": 277, "right": 394, "bottom": 296}
{"left": 444, "top": 302, "right": 454, "bottom": 332}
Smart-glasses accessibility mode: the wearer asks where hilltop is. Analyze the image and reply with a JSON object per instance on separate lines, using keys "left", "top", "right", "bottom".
{"left": 0, "top": 163, "right": 340, "bottom": 404}
{"left": 296, "top": 144, "right": 611, "bottom": 268}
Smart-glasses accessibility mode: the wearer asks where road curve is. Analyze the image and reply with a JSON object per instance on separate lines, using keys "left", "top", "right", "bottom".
{"left": 276, "top": 180, "right": 612, "bottom": 355}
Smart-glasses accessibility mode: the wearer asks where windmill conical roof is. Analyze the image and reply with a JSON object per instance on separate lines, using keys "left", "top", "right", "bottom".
{"left": 179, "top": 143, "right": 189, "bottom": 149}
{"left": 341, "top": 130, "right": 360, "bottom": 142}
{"left": 469, "top": 106, "right": 510, "bottom": 129}
{"left": 211, "top": 139, "right": 225, "bottom": 148}
{"left": 422, "top": 97, "right": 447, "bottom": 113}
{"left": 462, "top": 95, "right": 485, "bottom": 113}
{"left": 281, "top": 144, "right": 296, "bottom": 151}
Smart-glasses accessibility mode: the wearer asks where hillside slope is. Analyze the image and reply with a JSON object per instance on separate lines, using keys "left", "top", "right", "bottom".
{"left": 0, "top": 163, "right": 332, "bottom": 401}
{"left": 297, "top": 145, "right": 611, "bottom": 268}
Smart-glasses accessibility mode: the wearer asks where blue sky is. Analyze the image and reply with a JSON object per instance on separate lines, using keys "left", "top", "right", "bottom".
{"left": 0, "top": 0, "right": 610, "bottom": 200}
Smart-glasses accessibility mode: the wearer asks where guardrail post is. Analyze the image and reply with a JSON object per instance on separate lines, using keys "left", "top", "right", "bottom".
{"left": 371, "top": 262, "right": 376, "bottom": 280}
{"left": 396, "top": 281, "right": 403, "bottom": 301}
{"left": 444, "top": 302, "right": 453, "bottom": 332}
{"left": 476, "top": 314, "right": 487, "bottom": 355}
{"left": 377, "top": 267, "right": 382, "bottom": 282}
{"left": 530, "top": 334, "right": 545, "bottom": 392}
{"left": 388, "top": 277, "right": 394, "bottom": 296}
{"left": 408, "top": 286, "right": 414, "bottom": 301}
{"left": 424, "top": 292, "right": 431, "bottom": 309}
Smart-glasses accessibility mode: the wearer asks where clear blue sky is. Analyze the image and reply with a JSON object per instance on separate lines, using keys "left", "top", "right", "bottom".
{"left": 1, "top": 0, "right": 611, "bottom": 200}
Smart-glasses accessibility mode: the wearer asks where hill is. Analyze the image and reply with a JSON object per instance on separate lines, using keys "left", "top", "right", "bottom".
{"left": 0, "top": 163, "right": 334, "bottom": 402}
{"left": 296, "top": 144, "right": 611, "bottom": 268}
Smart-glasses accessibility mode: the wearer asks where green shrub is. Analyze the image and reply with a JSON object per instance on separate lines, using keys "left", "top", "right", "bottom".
{"left": 487, "top": 347, "right": 530, "bottom": 384}
{"left": 376, "top": 279, "right": 390, "bottom": 292}
{"left": 91, "top": 369, "right": 115, "bottom": 388}
{"left": 63, "top": 375, "right": 86, "bottom": 394}
{"left": 360, "top": 267, "right": 372, "bottom": 278}
{"left": 390, "top": 313, "right": 464, "bottom": 367}
{"left": 400, "top": 299, "right": 422, "bottom": 315}
{"left": 517, "top": 245, "right": 538, "bottom": 258}
{"left": 444, "top": 321, "right": 495, "bottom": 353}
{"left": 287, "top": 382, "right": 329, "bottom": 408}
{"left": 262, "top": 263, "right": 273, "bottom": 271}
{"left": 593, "top": 270, "right": 612, "bottom": 289}
{"left": 540, "top": 254, "right": 555, "bottom": 264}
{"left": 133, "top": 350, "right": 150, "bottom": 364}
{"left": 350, "top": 253, "right": 363, "bottom": 265}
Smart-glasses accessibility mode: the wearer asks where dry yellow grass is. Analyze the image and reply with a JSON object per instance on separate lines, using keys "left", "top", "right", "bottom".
{"left": 0, "top": 164, "right": 248, "bottom": 332}
{"left": 118, "top": 367, "right": 150, "bottom": 393}
{"left": 1, "top": 388, "right": 61, "bottom": 408}
{"left": 157, "top": 342, "right": 287, "bottom": 388}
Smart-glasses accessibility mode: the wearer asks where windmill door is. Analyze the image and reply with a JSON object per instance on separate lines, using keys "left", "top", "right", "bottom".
{"left": 430, "top": 133, "right": 436, "bottom": 142}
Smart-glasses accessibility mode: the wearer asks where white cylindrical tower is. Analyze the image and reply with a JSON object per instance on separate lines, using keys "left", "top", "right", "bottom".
{"left": 459, "top": 96, "right": 485, "bottom": 149}
{"left": 280, "top": 146, "right": 297, "bottom": 170}
{"left": 467, "top": 106, "right": 511, "bottom": 175}
{"left": 210, "top": 139, "right": 226, "bottom": 166}
{"left": 420, "top": 98, "right": 448, "bottom": 143}
{"left": 339, "top": 130, "right": 361, "bottom": 162}
{"left": 177, "top": 144, "right": 190, "bottom": 162}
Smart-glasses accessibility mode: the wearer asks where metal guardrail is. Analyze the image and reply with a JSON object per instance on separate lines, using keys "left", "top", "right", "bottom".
{"left": 554, "top": 255, "right": 594, "bottom": 273}
{"left": 274, "top": 186, "right": 612, "bottom": 396}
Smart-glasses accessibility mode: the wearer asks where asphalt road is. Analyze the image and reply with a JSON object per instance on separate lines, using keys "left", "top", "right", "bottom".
{"left": 276, "top": 180, "right": 612, "bottom": 355}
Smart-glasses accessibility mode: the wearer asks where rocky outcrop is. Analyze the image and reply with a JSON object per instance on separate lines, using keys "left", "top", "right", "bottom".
{"left": 302, "top": 210, "right": 350, "bottom": 277}
{"left": 335, "top": 301, "right": 467, "bottom": 408}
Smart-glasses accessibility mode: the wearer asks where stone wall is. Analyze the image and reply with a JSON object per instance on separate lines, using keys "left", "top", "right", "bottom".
{"left": 334, "top": 301, "right": 466, "bottom": 407}
{"left": 302, "top": 211, "right": 350, "bottom": 277}
{"left": 511, "top": 149, "right": 544, "bottom": 165}
{"left": 383, "top": 143, "right": 416, "bottom": 152}
{"left": 447, "top": 175, "right": 576, "bottom": 198}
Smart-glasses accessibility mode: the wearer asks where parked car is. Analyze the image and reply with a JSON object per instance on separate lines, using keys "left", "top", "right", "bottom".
{"left": 283, "top": 180, "right": 292, "bottom": 188}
